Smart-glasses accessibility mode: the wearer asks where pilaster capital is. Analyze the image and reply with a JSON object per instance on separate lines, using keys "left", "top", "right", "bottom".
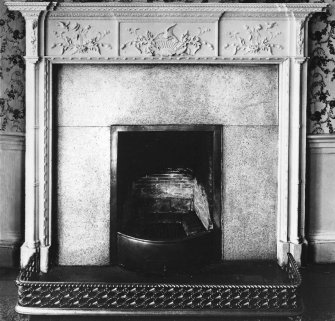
{"left": 24, "top": 56, "right": 40, "bottom": 64}
{"left": 288, "top": 3, "right": 328, "bottom": 57}
{"left": 5, "top": 2, "right": 55, "bottom": 57}
{"left": 5, "top": 2, "right": 52, "bottom": 18}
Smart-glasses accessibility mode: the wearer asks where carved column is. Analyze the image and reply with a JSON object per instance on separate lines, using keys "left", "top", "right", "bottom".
{"left": 6, "top": 2, "right": 51, "bottom": 268}
{"left": 287, "top": 13, "right": 312, "bottom": 263}
{"left": 288, "top": 56, "right": 305, "bottom": 261}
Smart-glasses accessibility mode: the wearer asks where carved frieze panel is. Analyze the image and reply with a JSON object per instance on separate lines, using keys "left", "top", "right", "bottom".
{"left": 120, "top": 23, "right": 216, "bottom": 57}
{"left": 46, "top": 20, "right": 116, "bottom": 57}
{"left": 220, "top": 19, "right": 288, "bottom": 57}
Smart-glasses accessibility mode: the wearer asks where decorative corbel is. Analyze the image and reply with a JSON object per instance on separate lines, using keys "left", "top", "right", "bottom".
{"left": 290, "top": 5, "right": 328, "bottom": 57}
{"left": 24, "top": 13, "right": 39, "bottom": 58}
{"left": 295, "top": 18, "right": 305, "bottom": 57}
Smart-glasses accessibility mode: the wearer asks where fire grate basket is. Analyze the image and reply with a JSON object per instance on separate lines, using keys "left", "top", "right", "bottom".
{"left": 15, "top": 253, "right": 303, "bottom": 319}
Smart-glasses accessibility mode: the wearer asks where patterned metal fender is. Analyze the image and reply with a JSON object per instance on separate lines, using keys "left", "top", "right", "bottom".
{"left": 16, "top": 253, "right": 303, "bottom": 317}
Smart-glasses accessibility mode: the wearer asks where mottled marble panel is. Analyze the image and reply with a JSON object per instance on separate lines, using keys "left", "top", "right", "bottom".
{"left": 222, "top": 126, "right": 278, "bottom": 260}
{"left": 55, "top": 64, "right": 279, "bottom": 264}
{"left": 55, "top": 64, "right": 278, "bottom": 127}
{"left": 56, "top": 127, "right": 110, "bottom": 265}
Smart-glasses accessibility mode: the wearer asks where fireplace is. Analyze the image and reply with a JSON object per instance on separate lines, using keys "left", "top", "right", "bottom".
{"left": 52, "top": 63, "right": 279, "bottom": 266}
{"left": 111, "top": 125, "right": 222, "bottom": 272}
{"left": 5, "top": 1, "right": 328, "bottom": 318}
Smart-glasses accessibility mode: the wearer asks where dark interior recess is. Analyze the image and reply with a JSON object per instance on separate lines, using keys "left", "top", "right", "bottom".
{"left": 111, "top": 125, "right": 222, "bottom": 272}
{"left": 117, "top": 131, "right": 213, "bottom": 231}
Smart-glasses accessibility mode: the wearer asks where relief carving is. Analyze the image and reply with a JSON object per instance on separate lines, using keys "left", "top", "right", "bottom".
{"left": 30, "top": 19, "right": 38, "bottom": 55}
{"left": 121, "top": 24, "right": 214, "bottom": 57}
{"left": 51, "top": 21, "right": 112, "bottom": 55}
{"left": 296, "top": 20, "right": 305, "bottom": 56}
{"left": 223, "top": 22, "right": 284, "bottom": 55}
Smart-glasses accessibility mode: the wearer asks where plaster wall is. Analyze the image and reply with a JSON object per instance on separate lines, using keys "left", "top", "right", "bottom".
{"left": 307, "top": 137, "right": 335, "bottom": 263}
{"left": 54, "top": 64, "right": 279, "bottom": 265}
{"left": 0, "top": 134, "right": 24, "bottom": 266}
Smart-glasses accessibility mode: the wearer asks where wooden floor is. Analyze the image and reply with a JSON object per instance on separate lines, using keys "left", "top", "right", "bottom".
{"left": 1, "top": 263, "right": 334, "bottom": 321}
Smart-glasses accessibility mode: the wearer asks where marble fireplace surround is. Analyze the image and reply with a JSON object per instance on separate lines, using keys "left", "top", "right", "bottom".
{"left": 5, "top": 1, "right": 328, "bottom": 273}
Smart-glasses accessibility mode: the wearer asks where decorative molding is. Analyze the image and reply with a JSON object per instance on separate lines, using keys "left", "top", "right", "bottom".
{"left": 5, "top": 2, "right": 53, "bottom": 13}
{"left": 48, "top": 2, "right": 328, "bottom": 12}
{"left": 0, "top": 241, "right": 20, "bottom": 267}
{"left": 51, "top": 21, "right": 112, "bottom": 55}
{"left": 308, "top": 241, "right": 335, "bottom": 263}
{"left": 6, "top": 3, "right": 51, "bottom": 20}
{"left": 293, "top": 57, "right": 307, "bottom": 65}
{"left": 223, "top": 12, "right": 288, "bottom": 18}
{"left": 309, "top": 232, "right": 335, "bottom": 243}
{"left": 44, "top": 3, "right": 328, "bottom": 20}
{"left": 308, "top": 231, "right": 335, "bottom": 263}
{"left": 122, "top": 24, "right": 213, "bottom": 57}
{"left": 308, "top": 134, "right": 335, "bottom": 153}
{"left": 46, "top": 56, "right": 287, "bottom": 63}
{"left": 308, "top": 134, "right": 335, "bottom": 142}
{"left": 296, "top": 20, "right": 304, "bottom": 56}
{"left": 30, "top": 19, "right": 38, "bottom": 56}
{"left": 1, "top": 231, "right": 22, "bottom": 242}
{"left": 0, "top": 133, "right": 25, "bottom": 150}
{"left": 0, "top": 132, "right": 25, "bottom": 136}
{"left": 0, "top": 240, "right": 21, "bottom": 246}
{"left": 43, "top": 59, "right": 50, "bottom": 249}
{"left": 223, "top": 22, "right": 283, "bottom": 55}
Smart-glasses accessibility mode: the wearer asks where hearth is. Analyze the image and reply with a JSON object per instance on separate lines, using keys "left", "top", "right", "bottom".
{"left": 5, "top": 1, "right": 328, "bottom": 319}
{"left": 111, "top": 125, "right": 221, "bottom": 272}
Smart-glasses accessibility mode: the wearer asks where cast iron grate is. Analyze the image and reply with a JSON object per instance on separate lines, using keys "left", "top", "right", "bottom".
{"left": 141, "top": 222, "right": 186, "bottom": 240}
{"left": 124, "top": 211, "right": 205, "bottom": 240}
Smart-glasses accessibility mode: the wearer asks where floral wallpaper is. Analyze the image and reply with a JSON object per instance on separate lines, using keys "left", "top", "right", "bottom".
{"left": 0, "top": 0, "right": 25, "bottom": 133}
{"left": 309, "top": 0, "right": 335, "bottom": 134}
{"left": 0, "top": 0, "right": 334, "bottom": 134}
